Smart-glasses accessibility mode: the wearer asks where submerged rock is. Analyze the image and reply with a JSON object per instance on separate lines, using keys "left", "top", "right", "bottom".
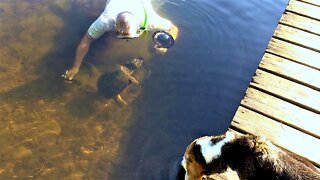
{"left": 12, "top": 146, "right": 32, "bottom": 160}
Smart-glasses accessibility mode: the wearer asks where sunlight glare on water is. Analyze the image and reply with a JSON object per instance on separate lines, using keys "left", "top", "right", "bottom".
{"left": 0, "top": 0, "right": 287, "bottom": 179}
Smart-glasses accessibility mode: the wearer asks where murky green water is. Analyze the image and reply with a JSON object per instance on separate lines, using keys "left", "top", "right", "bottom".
{"left": 0, "top": 0, "right": 287, "bottom": 179}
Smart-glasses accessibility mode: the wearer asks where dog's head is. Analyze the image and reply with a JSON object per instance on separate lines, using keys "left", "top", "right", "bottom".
{"left": 180, "top": 131, "right": 240, "bottom": 180}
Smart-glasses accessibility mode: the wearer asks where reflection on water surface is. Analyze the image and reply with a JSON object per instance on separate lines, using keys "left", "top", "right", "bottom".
{"left": 0, "top": 0, "right": 287, "bottom": 179}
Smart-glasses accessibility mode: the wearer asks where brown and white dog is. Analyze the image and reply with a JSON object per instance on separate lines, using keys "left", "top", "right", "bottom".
{"left": 178, "top": 131, "right": 320, "bottom": 180}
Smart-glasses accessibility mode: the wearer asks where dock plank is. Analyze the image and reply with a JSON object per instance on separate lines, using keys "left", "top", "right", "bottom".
{"left": 287, "top": 0, "right": 320, "bottom": 20}
{"left": 251, "top": 69, "right": 320, "bottom": 113}
{"left": 280, "top": 11, "right": 320, "bottom": 35}
{"left": 273, "top": 24, "right": 320, "bottom": 51}
{"left": 299, "top": 0, "right": 320, "bottom": 7}
{"left": 259, "top": 53, "right": 320, "bottom": 90}
{"left": 231, "top": 106, "right": 320, "bottom": 166}
{"left": 241, "top": 88, "right": 320, "bottom": 138}
{"left": 230, "top": 0, "right": 320, "bottom": 169}
{"left": 266, "top": 38, "right": 320, "bottom": 70}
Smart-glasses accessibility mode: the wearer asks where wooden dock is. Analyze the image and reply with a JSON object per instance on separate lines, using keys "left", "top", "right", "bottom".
{"left": 229, "top": 0, "right": 320, "bottom": 167}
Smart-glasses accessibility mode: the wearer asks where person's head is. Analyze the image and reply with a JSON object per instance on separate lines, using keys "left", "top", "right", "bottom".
{"left": 115, "top": 12, "right": 143, "bottom": 39}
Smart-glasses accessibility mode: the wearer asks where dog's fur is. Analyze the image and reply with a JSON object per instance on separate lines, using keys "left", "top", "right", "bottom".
{"left": 179, "top": 131, "right": 320, "bottom": 180}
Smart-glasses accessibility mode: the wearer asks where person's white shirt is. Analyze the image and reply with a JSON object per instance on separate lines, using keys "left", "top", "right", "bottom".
{"left": 88, "top": 0, "right": 172, "bottom": 39}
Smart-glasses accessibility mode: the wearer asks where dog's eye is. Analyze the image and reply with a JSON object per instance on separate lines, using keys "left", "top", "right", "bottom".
{"left": 187, "top": 158, "right": 193, "bottom": 163}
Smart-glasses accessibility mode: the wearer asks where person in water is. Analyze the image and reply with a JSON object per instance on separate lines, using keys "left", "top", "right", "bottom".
{"left": 65, "top": 0, "right": 179, "bottom": 80}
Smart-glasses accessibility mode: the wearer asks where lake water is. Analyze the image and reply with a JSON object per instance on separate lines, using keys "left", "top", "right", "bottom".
{"left": 0, "top": 0, "right": 287, "bottom": 179}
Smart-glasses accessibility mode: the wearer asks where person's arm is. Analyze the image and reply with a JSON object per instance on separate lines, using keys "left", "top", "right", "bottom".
{"left": 167, "top": 24, "right": 179, "bottom": 41}
{"left": 66, "top": 33, "right": 94, "bottom": 80}
{"left": 66, "top": 10, "right": 113, "bottom": 80}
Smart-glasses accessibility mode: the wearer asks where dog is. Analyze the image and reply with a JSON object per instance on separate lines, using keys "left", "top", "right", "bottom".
{"left": 178, "top": 131, "right": 320, "bottom": 180}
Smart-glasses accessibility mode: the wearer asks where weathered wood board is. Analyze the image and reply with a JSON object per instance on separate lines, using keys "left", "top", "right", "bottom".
{"left": 274, "top": 24, "right": 320, "bottom": 51}
{"left": 251, "top": 69, "right": 320, "bottom": 113}
{"left": 231, "top": 106, "right": 320, "bottom": 166}
{"left": 287, "top": 0, "right": 320, "bottom": 20}
{"left": 241, "top": 87, "right": 320, "bottom": 138}
{"left": 280, "top": 11, "right": 320, "bottom": 35}
{"left": 266, "top": 38, "right": 320, "bottom": 70}
{"left": 259, "top": 52, "right": 320, "bottom": 90}
{"left": 300, "top": 0, "right": 320, "bottom": 6}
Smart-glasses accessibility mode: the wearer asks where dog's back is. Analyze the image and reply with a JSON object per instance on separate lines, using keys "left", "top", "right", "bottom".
{"left": 179, "top": 132, "right": 320, "bottom": 180}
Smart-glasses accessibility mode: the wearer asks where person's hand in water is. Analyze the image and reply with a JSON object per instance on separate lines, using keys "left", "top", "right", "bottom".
{"left": 66, "top": 67, "right": 79, "bottom": 80}
{"left": 168, "top": 25, "right": 179, "bottom": 40}
{"left": 154, "top": 45, "right": 168, "bottom": 54}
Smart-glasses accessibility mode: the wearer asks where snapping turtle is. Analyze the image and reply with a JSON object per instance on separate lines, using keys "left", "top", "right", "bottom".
{"left": 97, "top": 58, "right": 143, "bottom": 105}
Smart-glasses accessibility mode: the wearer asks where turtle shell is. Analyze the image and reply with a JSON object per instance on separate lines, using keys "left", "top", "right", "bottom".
{"left": 97, "top": 67, "right": 130, "bottom": 99}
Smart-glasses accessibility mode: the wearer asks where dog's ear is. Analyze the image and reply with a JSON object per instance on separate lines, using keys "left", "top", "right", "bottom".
{"left": 193, "top": 143, "right": 207, "bottom": 166}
